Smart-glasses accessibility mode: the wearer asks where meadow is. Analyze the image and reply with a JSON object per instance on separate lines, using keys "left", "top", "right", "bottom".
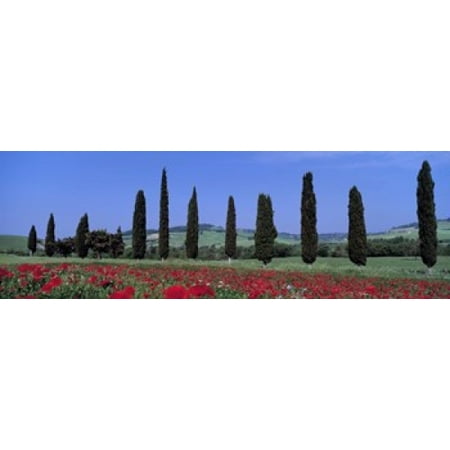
{"left": 1, "top": 255, "right": 449, "bottom": 299}
{"left": 1, "top": 253, "right": 449, "bottom": 281}
{"left": 2, "top": 224, "right": 449, "bottom": 298}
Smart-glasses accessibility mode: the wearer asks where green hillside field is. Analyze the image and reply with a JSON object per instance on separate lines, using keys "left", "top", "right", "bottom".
{"left": 369, "top": 220, "right": 450, "bottom": 242}
{"left": 2, "top": 220, "right": 449, "bottom": 252}
{"left": 122, "top": 229, "right": 297, "bottom": 249}
{"left": 0, "top": 235, "right": 29, "bottom": 253}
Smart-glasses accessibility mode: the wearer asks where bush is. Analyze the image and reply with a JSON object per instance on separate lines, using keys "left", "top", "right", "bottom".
{"left": 317, "top": 244, "right": 330, "bottom": 257}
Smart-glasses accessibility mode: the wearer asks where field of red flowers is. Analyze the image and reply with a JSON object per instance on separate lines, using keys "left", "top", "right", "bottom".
{"left": 1, "top": 262, "right": 449, "bottom": 299}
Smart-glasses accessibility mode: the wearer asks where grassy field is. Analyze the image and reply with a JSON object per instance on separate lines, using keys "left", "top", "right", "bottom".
{"left": 1, "top": 253, "right": 449, "bottom": 281}
{"left": 0, "top": 235, "right": 28, "bottom": 252}
{"left": 122, "top": 229, "right": 297, "bottom": 248}
{"left": 3, "top": 220, "right": 449, "bottom": 253}
{"left": 369, "top": 220, "right": 450, "bottom": 242}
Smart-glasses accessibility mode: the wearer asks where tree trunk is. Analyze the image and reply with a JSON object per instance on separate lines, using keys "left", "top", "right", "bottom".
{"left": 228, "top": 257, "right": 231, "bottom": 265}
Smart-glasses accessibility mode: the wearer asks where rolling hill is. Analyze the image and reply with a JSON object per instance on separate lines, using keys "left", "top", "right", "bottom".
{"left": 2, "top": 220, "right": 449, "bottom": 253}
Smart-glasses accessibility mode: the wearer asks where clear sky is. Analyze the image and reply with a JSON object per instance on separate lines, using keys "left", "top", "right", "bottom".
{"left": 1, "top": 151, "right": 449, "bottom": 238}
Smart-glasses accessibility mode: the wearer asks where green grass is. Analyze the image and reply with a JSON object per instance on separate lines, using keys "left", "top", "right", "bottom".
{"left": 0, "top": 235, "right": 28, "bottom": 252}
{"left": 1, "top": 254, "right": 449, "bottom": 281}
{"left": 370, "top": 220, "right": 450, "bottom": 243}
{"left": 122, "top": 229, "right": 297, "bottom": 248}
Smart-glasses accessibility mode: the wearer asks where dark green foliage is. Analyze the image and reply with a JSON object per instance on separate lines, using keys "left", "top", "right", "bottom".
{"left": 225, "top": 196, "right": 237, "bottom": 260}
{"left": 110, "top": 227, "right": 125, "bottom": 258}
{"left": 330, "top": 244, "right": 347, "bottom": 258}
{"left": 27, "top": 225, "right": 37, "bottom": 255}
{"left": 159, "top": 168, "right": 170, "bottom": 260}
{"left": 317, "top": 244, "right": 330, "bottom": 257}
{"left": 348, "top": 186, "right": 367, "bottom": 266}
{"left": 301, "top": 172, "right": 318, "bottom": 265}
{"left": 45, "top": 213, "right": 56, "bottom": 257}
{"left": 132, "top": 190, "right": 147, "bottom": 259}
{"left": 86, "top": 230, "right": 110, "bottom": 259}
{"left": 367, "top": 237, "right": 419, "bottom": 257}
{"left": 185, "top": 187, "right": 199, "bottom": 259}
{"left": 254, "top": 194, "right": 278, "bottom": 265}
{"left": 417, "top": 161, "right": 437, "bottom": 268}
{"left": 56, "top": 237, "right": 75, "bottom": 257}
{"left": 75, "top": 213, "right": 90, "bottom": 258}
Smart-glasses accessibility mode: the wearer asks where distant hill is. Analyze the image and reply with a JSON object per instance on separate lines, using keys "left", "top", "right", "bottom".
{"left": 0, "top": 235, "right": 44, "bottom": 253}
{"left": 2, "top": 220, "right": 449, "bottom": 253}
{"left": 370, "top": 219, "right": 450, "bottom": 243}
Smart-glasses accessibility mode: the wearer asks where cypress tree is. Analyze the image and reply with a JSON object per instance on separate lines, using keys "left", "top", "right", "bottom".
{"left": 45, "top": 213, "right": 56, "bottom": 257}
{"left": 75, "top": 213, "right": 90, "bottom": 258}
{"left": 225, "top": 195, "right": 237, "bottom": 263}
{"left": 254, "top": 194, "right": 278, "bottom": 265}
{"left": 27, "top": 225, "right": 37, "bottom": 256}
{"left": 348, "top": 186, "right": 367, "bottom": 266}
{"left": 185, "top": 187, "right": 199, "bottom": 259}
{"left": 301, "top": 172, "right": 318, "bottom": 265}
{"left": 417, "top": 160, "right": 437, "bottom": 270}
{"left": 132, "top": 190, "right": 147, "bottom": 259}
{"left": 159, "top": 168, "right": 169, "bottom": 261}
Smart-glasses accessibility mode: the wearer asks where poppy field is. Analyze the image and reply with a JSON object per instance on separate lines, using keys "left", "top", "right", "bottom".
{"left": 1, "top": 262, "right": 449, "bottom": 299}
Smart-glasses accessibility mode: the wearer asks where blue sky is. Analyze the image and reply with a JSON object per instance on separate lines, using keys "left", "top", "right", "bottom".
{"left": 1, "top": 151, "right": 449, "bottom": 238}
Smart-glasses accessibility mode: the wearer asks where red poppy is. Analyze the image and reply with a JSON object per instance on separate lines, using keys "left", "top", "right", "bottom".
{"left": 0, "top": 267, "right": 14, "bottom": 280}
{"left": 41, "top": 276, "right": 63, "bottom": 293}
{"left": 163, "top": 285, "right": 188, "bottom": 299}
{"left": 187, "top": 284, "right": 215, "bottom": 298}
{"left": 109, "top": 286, "right": 135, "bottom": 299}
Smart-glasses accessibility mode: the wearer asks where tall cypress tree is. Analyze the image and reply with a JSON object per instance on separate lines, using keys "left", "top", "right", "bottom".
{"left": 254, "top": 194, "right": 278, "bottom": 265}
{"left": 225, "top": 195, "right": 237, "bottom": 263}
{"left": 185, "top": 187, "right": 199, "bottom": 259}
{"left": 159, "top": 168, "right": 169, "bottom": 261}
{"left": 301, "top": 172, "right": 318, "bottom": 265}
{"left": 417, "top": 160, "right": 437, "bottom": 270}
{"left": 348, "top": 186, "right": 367, "bottom": 266}
{"left": 75, "top": 213, "right": 90, "bottom": 258}
{"left": 132, "top": 190, "right": 147, "bottom": 259}
{"left": 45, "top": 213, "right": 56, "bottom": 257}
{"left": 27, "top": 225, "right": 37, "bottom": 256}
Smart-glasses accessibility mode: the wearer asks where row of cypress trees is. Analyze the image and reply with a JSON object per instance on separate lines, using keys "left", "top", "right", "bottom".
{"left": 298, "top": 160, "right": 438, "bottom": 270}
{"left": 299, "top": 172, "right": 368, "bottom": 268}
{"left": 28, "top": 212, "right": 124, "bottom": 259}
{"left": 299, "top": 161, "right": 438, "bottom": 270}
{"left": 131, "top": 170, "right": 278, "bottom": 264}
{"left": 28, "top": 160, "right": 438, "bottom": 270}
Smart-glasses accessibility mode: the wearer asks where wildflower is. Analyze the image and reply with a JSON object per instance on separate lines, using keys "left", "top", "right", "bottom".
{"left": 0, "top": 267, "right": 14, "bottom": 280}
{"left": 365, "top": 285, "right": 377, "bottom": 296}
{"left": 109, "top": 286, "right": 135, "bottom": 299}
{"left": 41, "top": 277, "right": 63, "bottom": 293}
{"left": 187, "top": 284, "right": 215, "bottom": 298}
{"left": 87, "top": 275, "right": 98, "bottom": 285}
{"left": 163, "top": 285, "right": 188, "bottom": 299}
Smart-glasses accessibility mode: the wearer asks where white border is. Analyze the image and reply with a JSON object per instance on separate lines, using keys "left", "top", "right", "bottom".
{"left": 1, "top": 1, "right": 450, "bottom": 449}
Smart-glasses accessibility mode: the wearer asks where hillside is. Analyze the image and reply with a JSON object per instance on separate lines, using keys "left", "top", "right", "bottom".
{"left": 2, "top": 220, "right": 449, "bottom": 253}
{"left": 370, "top": 220, "right": 450, "bottom": 243}
{"left": 0, "top": 235, "right": 44, "bottom": 253}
